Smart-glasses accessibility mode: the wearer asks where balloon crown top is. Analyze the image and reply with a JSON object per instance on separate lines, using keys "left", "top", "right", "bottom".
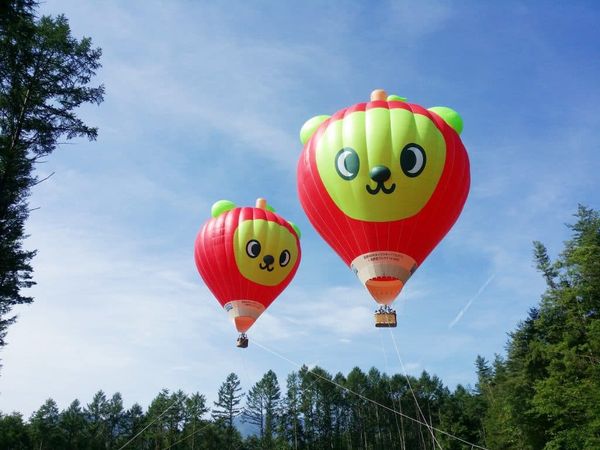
{"left": 371, "top": 89, "right": 407, "bottom": 103}
{"left": 255, "top": 198, "right": 267, "bottom": 210}
{"left": 209, "top": 199, "right": 301, "bottom": 239}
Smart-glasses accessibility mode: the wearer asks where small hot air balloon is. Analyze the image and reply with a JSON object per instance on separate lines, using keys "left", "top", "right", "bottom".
{"left": 194, "top": 198, "right": 301, "bottom": 347}
{"left": 297, "top": 89, "right": 470, "bottom": 327}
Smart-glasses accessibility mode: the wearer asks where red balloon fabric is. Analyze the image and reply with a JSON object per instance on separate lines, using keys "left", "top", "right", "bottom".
{"left": 297, "top": 94, "right": 470, "bottom": 305}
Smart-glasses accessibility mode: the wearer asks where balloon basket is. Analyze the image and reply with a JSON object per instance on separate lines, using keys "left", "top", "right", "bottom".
{"left": 236, "top": 333, "right": 249, "bottom": 348}
{"left": 374, "top": 307, "right": 397, "bottom": 328}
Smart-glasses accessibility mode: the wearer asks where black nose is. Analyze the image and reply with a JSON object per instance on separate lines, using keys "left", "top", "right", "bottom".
{"left": 263, "top": 255, "right": 274, "bottom": 265}
{"left": 370, "top": 165, "right": 391, "bottom": 183}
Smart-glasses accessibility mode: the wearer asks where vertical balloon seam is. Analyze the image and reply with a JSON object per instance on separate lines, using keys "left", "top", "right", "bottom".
{"left": 223, "top": 209, "right": 237, "bottom": 304}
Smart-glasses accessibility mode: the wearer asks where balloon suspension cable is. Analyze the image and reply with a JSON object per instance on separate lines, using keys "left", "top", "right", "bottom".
{"left": 251, "top": 339, "right": 490, "bottom": 450}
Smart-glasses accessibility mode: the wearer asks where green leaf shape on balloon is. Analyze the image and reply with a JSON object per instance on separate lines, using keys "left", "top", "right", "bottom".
{"left": 211, "top": 200, "right": 236, "bottom": 218}
{"left": 387, "top": 94, "right": 407, "bottom": 102}
{"left": 300, "top": 115, "right": 330, "bottom": 145}
{"left": 428, "top": 106, "right": 463, "bottom": 135}
{"left": 288, "top": 221, "right": 301, "bottom": 239}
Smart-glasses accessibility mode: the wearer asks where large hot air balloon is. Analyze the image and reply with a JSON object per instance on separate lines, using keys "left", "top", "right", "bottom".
{"left": 194, "top": 198, "right": 301, "bottom": 347}
{"left": 297, "top": 89, "right": 470, "bottom": 327}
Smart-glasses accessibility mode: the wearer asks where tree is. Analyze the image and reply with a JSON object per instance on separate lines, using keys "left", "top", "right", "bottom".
{"left": 106, "top": 392, "right": 126, "bottom": 448}
{"left": 281, "top": 371, "right": 304, "bottom": 449}
{"left": 182, "top": 393, "right": 209, "bottom": 450}
{"left": 143, "top": 388, "right": 186, "bottom": 449}
{"left": 212, "top": 372, "right": 244, "bottom": 449}
{"left": 59, "top": 399, "right": 88, "bottom": 449}
{"left": 242, "top": 370, "right": 281, "bottom": 448}
{"left": 29, "top": 398, "right": 65, "bottom": 449}
{"left": 0, "top": 0, "right": 104, "bottom": 350}
{"left": 0, "top": 412, "right": 30, "bottom": 449}
{"left": 213, "top": 372, "right": 244, "bottom": 429}
{"left": 84, "top": 390, "right": 110, "bottom": 449}
{"left": 122, "top": 403, "right": 145, "bottom": 445}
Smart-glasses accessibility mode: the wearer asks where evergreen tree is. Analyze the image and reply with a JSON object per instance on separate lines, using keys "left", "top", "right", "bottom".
{"left": 144, "top": 388, "right": 185, "bottom": 449}
{"left": 0, "top": 411, "right": 30, "bottom": 449}
{"left": 182, "top": 393, "right": 209, "bottom": 450}
{"left": 213, "top": 372, "right": 244, "bottom": 449}
{"left": 29, "top": 398, "right": 65, "bottom": 449}
{"left": 0, "top": 0, "right": 104, "bottom": 350}
{"left": 242, "top": 369, "right": 281, "bottom": 448}
{"left": 281, "top": 371, "right": 304, "bottom": 449}
{"left": 106, "top": 392, "right": 126, "bottom": 448}
{"left": 84, "top": 390, "right": 111, "bottom": 449}
{"left": 59, "top": 399, "right": 88, "bottom": 449}
{"left": 122, "top": 402, "right": 145, "bottom": 445}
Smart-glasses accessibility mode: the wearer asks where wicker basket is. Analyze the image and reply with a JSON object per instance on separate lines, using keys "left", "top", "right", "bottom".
{"left": 374, "top": 311, "right": 397, "bottom": 328}
{"left": 236, "top": 336, "right": 249, "bottom": 348}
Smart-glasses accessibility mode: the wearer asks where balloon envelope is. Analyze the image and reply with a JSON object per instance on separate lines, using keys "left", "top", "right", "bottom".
{"left": 194, "top": 199, "right": 301, "bottom": 333}
{"left": 297, "top": 92, "right": 470, "bottom": 305}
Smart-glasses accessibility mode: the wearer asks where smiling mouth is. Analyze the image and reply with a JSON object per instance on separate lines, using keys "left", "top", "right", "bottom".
{"left": 259, "top": 263, "right": 274, "bottom": 272}
{"left": 366, "top": 182, "right": 396, "bottom": 195}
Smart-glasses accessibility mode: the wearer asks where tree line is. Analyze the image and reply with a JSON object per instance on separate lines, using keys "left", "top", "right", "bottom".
{"left": 0, "top": 366, "right": 484, "bottom": 450}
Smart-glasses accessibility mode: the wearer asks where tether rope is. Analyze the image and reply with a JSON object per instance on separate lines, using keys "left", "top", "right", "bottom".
{"left": 378, "top": 330, "right": 405, "bottom": 446}
{"left": 117, "top": 396, "right": 183, "bottom": 450}
{"left": 388, "top": 328, "right": 443, "bottom": 450}
{"left": 252, "top": 339, "right": 489, "bottom": 450}
{"left": 163, "top": 422, "right": 213, "bottom": 450}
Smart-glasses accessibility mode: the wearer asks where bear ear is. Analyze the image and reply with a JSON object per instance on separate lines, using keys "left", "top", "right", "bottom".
{"left": 300, "top": 115, "right": 330, "bottom": 145}
{"left": 288, "top": 221, "right": 301, "bottom": 239}
{"left": 428, "top": 106, "right": 463, "bottom": 135}
{"left": 387, "top": 94, "right": 407, "bottom": 102}
{"left": 211, "top": 200, "right": 236, "bottom": 218}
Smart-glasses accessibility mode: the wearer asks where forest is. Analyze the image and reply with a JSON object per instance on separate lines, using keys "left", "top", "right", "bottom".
{"left": 1, "top": 206, "right": 598, "bottom": 449}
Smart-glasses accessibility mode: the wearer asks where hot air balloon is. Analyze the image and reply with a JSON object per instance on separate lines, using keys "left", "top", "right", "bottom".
{"left": 297, "top": 89, "right": 470, "bottom": 327}
{"left": 194, "top": 198, "right": 301, "bottom": 347}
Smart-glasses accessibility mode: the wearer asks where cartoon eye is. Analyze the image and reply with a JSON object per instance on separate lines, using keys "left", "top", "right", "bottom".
{"left": 335, "top": 147, "right": 360, "bottom": 180}
{"left": 400, "top": 144, "right": 426, "bottom": 177}
{"left": 246, "top": 240, "right": 261, "bottom": 258}
{"left": 279, "top": 250, "right": 291, "bottom": 267}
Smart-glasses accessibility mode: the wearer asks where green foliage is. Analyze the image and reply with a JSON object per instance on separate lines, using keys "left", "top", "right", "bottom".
{"left": 0, "top": 0, "right": 104, "bottom": 350}
{"left": 243, "top": 369, "right": 281, "bottom": 448}
{"left": 213, "top": 372, "right": 244, "bottom": 449}
{"left": 0, "top": 412, "right": 30, "bottom": 449}
{"left": 480, "top": 205, "right": 600, "bottom": 449}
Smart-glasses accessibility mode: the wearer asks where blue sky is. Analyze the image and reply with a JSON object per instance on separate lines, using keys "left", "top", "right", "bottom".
{"left": 1, "top": 0, "right": 599, "bottom": 417}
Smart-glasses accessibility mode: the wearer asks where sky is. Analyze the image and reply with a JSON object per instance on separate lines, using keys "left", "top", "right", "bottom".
{"left": 1, "top": 0, "right": 600, "bottom": 418}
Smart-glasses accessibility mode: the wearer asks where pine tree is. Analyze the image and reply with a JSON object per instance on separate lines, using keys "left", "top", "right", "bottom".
{"left": 213, "top": 372, "right": 244, "bottom": 449}
{"left": 0, "top": 412, "right": 31, "bottom": 449}
{"left": 183, "top": 393, "right": 209, "bottom": 450}
{"left": 0, "top": 0, "right": 104, "bottom": 350}
{"left": 84, "top": 390, "right": 110, "bottom": 449}
{"left": 242, "top": 369, "right": 281, "bottom": 447}
{"left": 29, "top": 398, "right": 65, "bottom": 449}
{"left": 281, "top": 371, "right": 304, "bottom": 449}
{"left": 59, "top": 399, "right": 87, "bottom": 449}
